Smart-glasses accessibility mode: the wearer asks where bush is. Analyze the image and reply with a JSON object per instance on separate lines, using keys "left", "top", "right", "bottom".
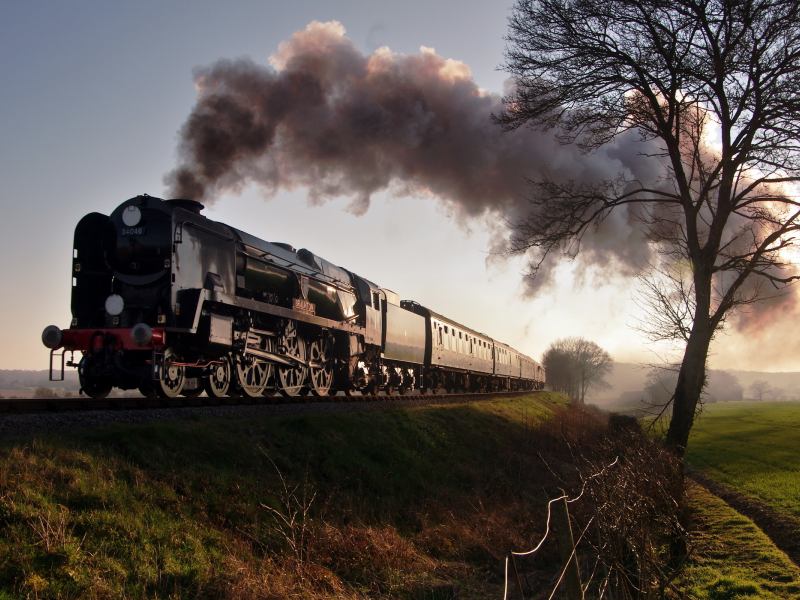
{"left": 571, "top": 427, "right": 689, "bottom": 599}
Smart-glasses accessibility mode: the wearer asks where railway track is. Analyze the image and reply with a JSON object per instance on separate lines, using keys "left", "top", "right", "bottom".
{"left": 0, "top": 390, "right": 538, "bottom": 415}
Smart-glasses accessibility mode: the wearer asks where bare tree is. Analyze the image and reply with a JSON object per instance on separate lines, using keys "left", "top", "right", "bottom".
{"left": 749, "top": 379, "right": 772, "bottom": 401}
{"left": 496, "top": 0, "right": 800, "bottom": 456}
{"left": 542, "top": 340, "right": 578, "bottom": 397}
{"left": 543, "top": 337, "right": 613, "bottom": 402}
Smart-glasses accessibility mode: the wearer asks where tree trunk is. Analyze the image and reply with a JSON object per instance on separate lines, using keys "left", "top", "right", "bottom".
{"left": 665, "top": 326, "right": 712, "bottom": 457}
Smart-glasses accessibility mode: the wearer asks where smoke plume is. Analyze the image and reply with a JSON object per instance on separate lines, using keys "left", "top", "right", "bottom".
{"left": 165, "top": 21, "right": 662, "bottom": 293}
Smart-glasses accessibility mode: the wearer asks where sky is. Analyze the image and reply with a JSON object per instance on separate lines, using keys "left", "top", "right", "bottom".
{"left": 1, "top": 0, "right": 797, "bottom": 373}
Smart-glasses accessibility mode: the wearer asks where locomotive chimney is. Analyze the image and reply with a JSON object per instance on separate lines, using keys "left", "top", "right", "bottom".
{"left": 166, "top": 199, "right": 205, "bottom": 214}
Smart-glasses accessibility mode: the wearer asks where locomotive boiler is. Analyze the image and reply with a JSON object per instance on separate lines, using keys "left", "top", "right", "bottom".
{"left": 42, "top": 195, "right": 545, "bottom": 399}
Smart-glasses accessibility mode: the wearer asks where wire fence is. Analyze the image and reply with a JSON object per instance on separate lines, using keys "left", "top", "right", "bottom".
{"left": 501, "top": 424, "right": 690, "bottom": 600}
{"left": 502, "top": 458, "right": 619, "bottom": 600}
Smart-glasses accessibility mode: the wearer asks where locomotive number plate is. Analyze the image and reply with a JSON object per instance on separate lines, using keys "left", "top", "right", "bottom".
{"left": 292, "top": 298, "right": 316, "bottom": 315}
{"left": 120, "top": 227, "right": 146, "bottom": 236}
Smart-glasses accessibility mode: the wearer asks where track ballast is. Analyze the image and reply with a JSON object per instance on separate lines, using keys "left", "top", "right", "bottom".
{"left": 0, "top": 390, "right": 538, "bottom": 415}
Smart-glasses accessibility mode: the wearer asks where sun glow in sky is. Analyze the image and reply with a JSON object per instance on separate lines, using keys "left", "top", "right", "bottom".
{"left": 1, "top": 0, "right": 797, "bottom": 373}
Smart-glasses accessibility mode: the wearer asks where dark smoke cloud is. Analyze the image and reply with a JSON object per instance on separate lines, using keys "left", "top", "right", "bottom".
{"left": 165, "top": 20, "right": 664, "bottom": 293}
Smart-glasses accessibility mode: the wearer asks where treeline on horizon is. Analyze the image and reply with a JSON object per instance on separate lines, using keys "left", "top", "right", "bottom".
{"left": 0, "top": 370, "right": 80, "bottom": 391}
{"left": 607, "top": 366, "right": 800, "bottom": 406}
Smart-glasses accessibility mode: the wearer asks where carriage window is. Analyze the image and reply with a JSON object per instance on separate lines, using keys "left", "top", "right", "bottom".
{"left": 444, "top": 326, "right": 448, "bottom": 334}
{"left": 439, "top": 327, "right": 443, "bottom": 345}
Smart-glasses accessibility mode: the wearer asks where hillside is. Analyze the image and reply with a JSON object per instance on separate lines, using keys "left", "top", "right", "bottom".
{"left": 1, "top": 395, "right": 798, "bottom": 599}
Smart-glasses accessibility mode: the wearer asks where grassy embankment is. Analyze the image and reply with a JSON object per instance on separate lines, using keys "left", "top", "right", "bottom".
{"left": 686, "top": 401, "right": 800, "bottom": 519}
{"left": 0, "top": 393, "right": 574, "bottom": 599}
{"left": 0, "top": 394, "right": 799, "bottom": 599}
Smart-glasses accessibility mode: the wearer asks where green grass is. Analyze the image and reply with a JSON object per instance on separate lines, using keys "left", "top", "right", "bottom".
{"left": 686, "top": 401, "right": 800, "bottom": 519}
{"left": 683, "top": 482, "right": 800, "bottom": 600}
{"left": 3, "top": 394, "right": 798, "bottom": 599}
{"left": 0, "top": 393, "right": 568, "bottom": 599}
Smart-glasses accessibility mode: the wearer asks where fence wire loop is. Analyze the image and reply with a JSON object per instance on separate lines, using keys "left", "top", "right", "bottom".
{"left": 502, "top": 456, "right": 619, "bottom": 600}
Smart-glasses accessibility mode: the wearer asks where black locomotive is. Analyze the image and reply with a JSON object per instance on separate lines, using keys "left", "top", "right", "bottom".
{"left": 41, "top": 195, "right": 545, "bottom": 399}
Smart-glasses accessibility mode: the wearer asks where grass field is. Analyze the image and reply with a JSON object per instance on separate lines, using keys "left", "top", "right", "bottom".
{"left": 686, "top": 401, "right": 800, "bottom": 519}
{"left": 682, "top": 482, "right": 800, "bottom": 600}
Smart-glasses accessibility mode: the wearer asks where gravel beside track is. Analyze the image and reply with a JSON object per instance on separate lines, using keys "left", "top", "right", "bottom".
{"left": 0, "top": 391, "right": 537, "bottom": 437}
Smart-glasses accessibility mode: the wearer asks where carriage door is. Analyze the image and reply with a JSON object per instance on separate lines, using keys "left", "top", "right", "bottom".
{"left": 434, "top": 321, "right": 443, "bottom": 363}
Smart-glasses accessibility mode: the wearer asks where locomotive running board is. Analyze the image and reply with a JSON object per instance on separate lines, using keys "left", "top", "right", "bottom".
{"left": 188, "top": 289, "right": 366, "bottom": 336}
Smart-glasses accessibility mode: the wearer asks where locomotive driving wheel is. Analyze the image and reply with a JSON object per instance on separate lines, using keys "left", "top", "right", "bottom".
{"left": 278, "top": 321, "right": 308, "bottom": 397}
{"left": 236, "top": 357, "right": 271, "bottom": 397}
{"left": 203, "top": 357, "right": 231, "bottom": 398}
{"left": 307, "top": 338, "right": 333, "bottom": 397}
{"left": 156, "top": 347, "right": 185, "bottom": 398}
{"left": 235, "top": 332, "right": 275, "bottom": 397}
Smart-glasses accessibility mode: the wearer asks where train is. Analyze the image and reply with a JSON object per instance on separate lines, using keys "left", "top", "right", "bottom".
{"left": 41, "top": 195, "right": 545, "bottom": 399}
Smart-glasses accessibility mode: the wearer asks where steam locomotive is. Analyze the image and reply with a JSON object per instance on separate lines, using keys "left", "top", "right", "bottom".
{"left": 41, "top": 195, "right": 545, "bottom": 399}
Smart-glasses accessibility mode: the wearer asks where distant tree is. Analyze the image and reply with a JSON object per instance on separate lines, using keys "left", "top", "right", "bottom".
{"left": 749, "top": 380, "right": 771, "bottom": 401}
{"left": 706, "top": 370, "right": 744, "bottom": 403}
{"left": 645, "top": 368, "right": 679, "bottom": 408}
{"left": 644, "top": 368, "right": 742, "bottom": 412}
{"left": 542, "top": 341, "right": 577, "bottom": 397}
{"left": 32, "top": 387, "right": 58, "bottom": 399}
{"left": 543, "top": 337, "right": 613, "bottom": 402}
{"left": 771, "top": 387, "right": 787, "bottom": 402}
{"left": 497, "top": 0, "right": 800, "bottom": 456}
{"left": 572, "top": 338, "right": 614, "bottom": 402}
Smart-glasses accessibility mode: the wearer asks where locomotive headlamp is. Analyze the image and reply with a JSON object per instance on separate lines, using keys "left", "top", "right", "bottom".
{"left": 105, "top": 294, "right": 125, "bottom": 316}
{"left": 131, "top": 323, "right": 153, "bottom": 347}
{"left": 122, "top": 205, "right": 142, "bottom": 227}
{"left": 41, "top": 325, "right": 63, "bottom": 349}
